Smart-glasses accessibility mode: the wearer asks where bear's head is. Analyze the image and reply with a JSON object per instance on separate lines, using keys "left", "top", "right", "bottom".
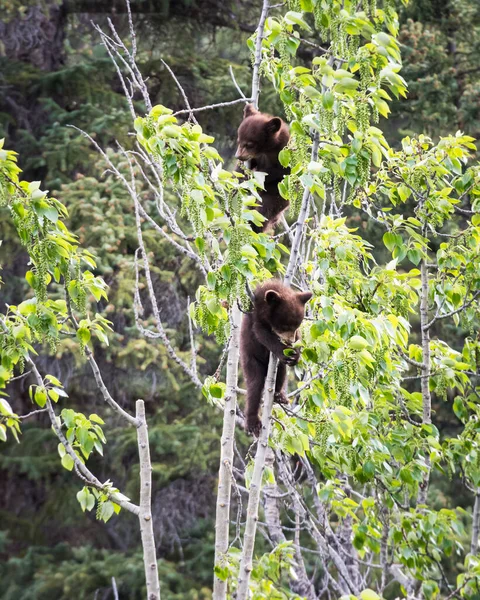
{"left": 235, "top": 104, "right": 289, "bottom": 162}
{"left": 255, "top": 280, "right": 312, "bottom": 345}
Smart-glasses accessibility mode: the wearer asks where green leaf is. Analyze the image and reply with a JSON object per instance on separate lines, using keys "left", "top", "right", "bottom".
{"left": 278, "top": 148, "right": 291, "bottom": 168}
{"left": 89, "top": 414, "right": 105, "bottom": 425}
{"left": 77, "top": 327, "right": 91, "bottom": 345}
{"left": 48, "top": 389, "right": 59, "bottom": 403}
{"left": 43, "top": 206, "right": 59, "bottom": 223}
{"left": 34, "top": 388, "right": 47, "bottom": 408}
{"left": 349, "top": 336, "right": 368, "bottom": 351}
{"left": 360, "top": 589, "right": 380, "bottom": 600}
{"left": 407, "top": 249, "right": 422, "bottom": 265}
{"left": 210, "top": 384, "right": 224, "bottom": 399}
{"left": 214, "top": 565, "right": 229, "bottom": 581}
{"left": 77, "top": 426, "right": 90, "bottom": 448}
{"left": 334, "top": 78, "right": 359, "bottom": 94}
{"left": 207, "top": 272, "right": 217, "bottom": 291}
{"left": 25, "top": 270, "right": 37, "bottom": 289}
{"left": 383, "top": 232, "right": 397, "bottom": 251}
{"left": 0, "top": 424, "right": 6, "bottom": 442}
{"left": 284, "top": 11, "right": 312, "bottom": 31}
{"left": 303, "top": 85, "right": 321, "bottom": 100}
{"left": 322, "top": 91, "right": 334, "bottom": 109}
{"left": 98, "top": 501, "right": 115, "bottom": 523}
{"left": 61, "top": 454, "right": 75, "bottom": 471}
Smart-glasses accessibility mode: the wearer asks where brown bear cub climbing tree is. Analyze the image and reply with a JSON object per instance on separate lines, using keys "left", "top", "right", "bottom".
{"left": 236, "top": 104, "right": 290, "bottom": 233}
{"left": 240, "top": 280, "right": 312, "bottom": 436}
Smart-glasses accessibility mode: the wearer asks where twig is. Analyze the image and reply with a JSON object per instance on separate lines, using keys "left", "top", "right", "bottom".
{"left": 27, "top": 356, "right": 140, "bottom": 515}
{"left": 172, "top": 97, "right": 252, "bottom": 116}
{"left": 65, "top": 287, "right": 140, "bottom": 427}
{"left": 161, "top": 59, "right": 197, "bottom": 123}
{"left": 424, "top": 290, "right": 480, "bottom": 330}
{"left": 112, "top": 577, "right": 119, "bottom": 600}
{"left": 229, "top": 65, "right": 247, "bottom": 99}
{"left": 17, "top": 408, "right": 47, "bottom": 420}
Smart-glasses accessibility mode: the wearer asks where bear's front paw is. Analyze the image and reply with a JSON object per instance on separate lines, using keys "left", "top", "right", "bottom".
{"left": 245, "top": 414, "right": 262, "bottom": 437}
{"left": 274, "top": 391, "right": 289, "bottom": 405}
{"left": 280, "top": 347, "right": 300, "bottom": 366}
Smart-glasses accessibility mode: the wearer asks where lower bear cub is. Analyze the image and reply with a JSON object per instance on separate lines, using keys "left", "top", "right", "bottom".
{"left": 236, "top": 104, "right": 290, "bottom": 233}
{"left": 240, "top": 280, "right": 312, "bottom": 436}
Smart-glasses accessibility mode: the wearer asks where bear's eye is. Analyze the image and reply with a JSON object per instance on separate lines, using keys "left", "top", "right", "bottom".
{"left": 245, "top": 142, "right": 254, "bottom": 149}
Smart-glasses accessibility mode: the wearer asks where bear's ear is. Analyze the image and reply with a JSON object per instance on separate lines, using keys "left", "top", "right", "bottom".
{"left": 265, "top": 289, "right": 282, "bottom": 305}
{"left": 244, "top": 103, "right": 258, "bottom": 119}
{"left": 297, "top": 291, "right": 312, "bottom": 305}
{"left": 265, "top": 117, "right": 282, "bottom": 135}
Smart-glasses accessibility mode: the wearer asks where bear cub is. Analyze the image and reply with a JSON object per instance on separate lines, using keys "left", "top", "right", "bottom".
{"left": 240, "top": 279, "right": 312, "bottom": 436}
{"left": 236, "top": 104, "right": 290, "bottom": 233}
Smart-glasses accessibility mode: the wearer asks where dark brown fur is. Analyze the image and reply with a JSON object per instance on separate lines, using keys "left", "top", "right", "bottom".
{"left": 240, "top": 280, "right": 312, "bottom": 436}
{"left": 236, "top": 104, "right": 290, "bottom": 233}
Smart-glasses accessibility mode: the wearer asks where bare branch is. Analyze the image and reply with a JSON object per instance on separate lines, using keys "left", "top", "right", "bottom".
{"left": 161, "top": 59, "right": 197, "bottom": 123}
{"left": 64, "top": 287, "right": 140, "bottom": 427}
{"left": 229, "top": 65, "right": 247, "bottom": 99}
{"left": 172, "top": 97, "right": 252, "bottom": 117}
{"left": 424, "top": 290, "right": 480, "bottom": 330}
{"left": 27, "top": 356, "right": 140, "bottom": 515}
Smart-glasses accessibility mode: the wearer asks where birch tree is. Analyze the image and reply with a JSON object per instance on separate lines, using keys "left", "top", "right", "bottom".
{"left": 3, "top": 0, "right": 480, "bottom": 598}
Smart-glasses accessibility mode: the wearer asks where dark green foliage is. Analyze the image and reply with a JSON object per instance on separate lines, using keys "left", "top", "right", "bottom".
{"left": 0, "top": 543, "right": 213, "bottom": 599}
{"left": 1, "top": 0, "right": 480, "bottom": 597}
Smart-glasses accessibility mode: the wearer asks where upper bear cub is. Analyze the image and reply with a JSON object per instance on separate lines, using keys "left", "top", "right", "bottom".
{"left": 240, "top": 279, "right": 312, "bottom": 436}
{"left": 236, "top": 104, "right": 290, "bottom": 233}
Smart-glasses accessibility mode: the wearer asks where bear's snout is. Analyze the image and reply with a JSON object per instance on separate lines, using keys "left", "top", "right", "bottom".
{"left": 275, "top": 330, "right": 297, "bottom": 345}
{"left": 235, "top": 147, "right": 250, "bottom": 161}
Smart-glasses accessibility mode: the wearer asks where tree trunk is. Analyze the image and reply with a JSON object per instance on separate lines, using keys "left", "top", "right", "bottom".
{"left": 0, "top": 1, "right": 66, "bottom": 70}
{"left": 136, "top": 399, "right": 161, "bottom": 600}
{"left": 417, "top": 258, "right": 431, "bottom": 507}
{"left": 213, "top": 303, "right": 242, "bottom": 600}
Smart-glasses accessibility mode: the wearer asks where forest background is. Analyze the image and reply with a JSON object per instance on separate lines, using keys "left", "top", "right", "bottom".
{"left": 0, "top": 0, "right": 480, "bottom": 598}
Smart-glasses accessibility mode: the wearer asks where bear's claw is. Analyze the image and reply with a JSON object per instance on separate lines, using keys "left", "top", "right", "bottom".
{"left": 274, "top": 391, "right": 289, "bottom": 405}
{"left": 246, "top": 415, "right": 262, "bottom": 437}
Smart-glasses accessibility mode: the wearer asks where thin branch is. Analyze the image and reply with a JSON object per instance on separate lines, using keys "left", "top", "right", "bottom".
{"left": 229, "top": 65, "right": 247, "bottom": 99}
{"left": 131, "top": 161, "right": 202, "bottom": 388}
{"left": 161, "top": 59, "right": 197, "bottom": 123}
{"left": 17, "top": 408, "right": 48, "bottom": 420}
{"left": 399, "top": 350, "right": 426, "bottom": 370}
{"left": 27, "top": 356, "right": 140, "bottom": 515}
{"left": 424, "top": 290, "right": 480, "bottom": 330}
{"left": 65, "top": 288, "right": 140, "bottom": 427}
{"left": 172, "top": 97, "right": 252, "bottom": 116}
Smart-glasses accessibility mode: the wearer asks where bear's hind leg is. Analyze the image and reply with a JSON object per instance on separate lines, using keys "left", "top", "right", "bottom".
{"left": 245, "top": 357, "right": 268, "bottom": 436}
{"left": 274, "top": 362, "right": 289, "bottom": 405}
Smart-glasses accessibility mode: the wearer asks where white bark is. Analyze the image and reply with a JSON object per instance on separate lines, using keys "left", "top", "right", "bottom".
{"left": 236, "top": 353, "right": 279, "bottom": 599}
{"left": 136, "top": 399, "right": 161, "bottom": 600}
{"left": 471, "top": 487, "right": 480, "bottom": 554}
{"left": 284, "top": 133, "right": 320, "bottom": 284}
{"left": 213, "top": 303, "right": 242, "bottom": 599}
{"left": 417, "top": 258, "right": 431, "bottom": 507}
{"left": 251, "top": 0, "right": 270, "bottom": 107}
{"left": 265, "top": 451, "right": 317, "bottom": 599}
